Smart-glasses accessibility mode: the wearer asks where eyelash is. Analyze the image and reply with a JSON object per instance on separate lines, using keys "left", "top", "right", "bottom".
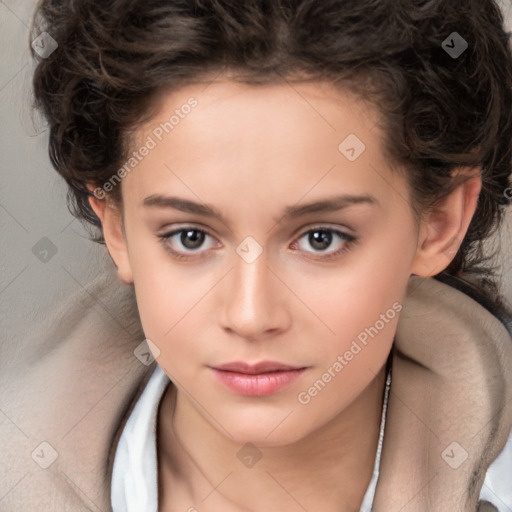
{"left": 157, "top": 225, "right": 357, "bottom": 262}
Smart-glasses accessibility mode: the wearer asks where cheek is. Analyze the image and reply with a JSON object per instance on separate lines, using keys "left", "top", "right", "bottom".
{"left": 290, "top": 226, "right": 413, "bottom": 373}
{"left": 132, "top": 270, "right": 206, "bottom": 363}
{"left": 128, "top": 244, "right": 222, "bottom": 375}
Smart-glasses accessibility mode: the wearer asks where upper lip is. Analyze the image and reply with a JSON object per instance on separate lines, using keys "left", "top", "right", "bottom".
{"left": 211, "top": 361, "right": 305, "bottom": 374}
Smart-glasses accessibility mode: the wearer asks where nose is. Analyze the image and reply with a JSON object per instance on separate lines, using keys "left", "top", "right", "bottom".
{"left": 219, "top": 249, "right": 291, "bottom": 342}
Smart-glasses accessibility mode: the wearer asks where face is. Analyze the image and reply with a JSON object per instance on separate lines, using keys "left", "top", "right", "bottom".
{"left": 112, "top": 79, "right": 421, "bottom": 445}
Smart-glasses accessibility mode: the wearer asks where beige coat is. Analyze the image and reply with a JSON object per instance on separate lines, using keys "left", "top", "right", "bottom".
{"left": 1, "top": 272, "right": 511, "bottom": 511}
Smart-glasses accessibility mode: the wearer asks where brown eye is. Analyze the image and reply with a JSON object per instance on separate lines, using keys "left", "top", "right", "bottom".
{"left": 292, "top": 227, "right": 357, "bottom": 260}
{"left": 176, "top": 229, "right": 205, "bottom": 250}
{"left": 157, "top": 226, "right": 217, "bottom": 260}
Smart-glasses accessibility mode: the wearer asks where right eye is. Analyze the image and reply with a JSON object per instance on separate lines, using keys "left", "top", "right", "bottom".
{"left": 157, "top": 226, "right": 218, "bottom": 260}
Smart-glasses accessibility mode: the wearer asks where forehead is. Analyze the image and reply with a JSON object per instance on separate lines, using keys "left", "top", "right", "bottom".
{"left": 123, "top": 78, "right": 405, "bottom": 215}
{"left": 145, "top": 78, "right": 381, "bottom": 144}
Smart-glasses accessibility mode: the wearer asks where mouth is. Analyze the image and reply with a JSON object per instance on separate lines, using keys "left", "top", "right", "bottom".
{"left": 209, "top": 361, "right": 308, "bottom": 396}
{"left": 212, "top": 360, "right": 305, "bottom": 374}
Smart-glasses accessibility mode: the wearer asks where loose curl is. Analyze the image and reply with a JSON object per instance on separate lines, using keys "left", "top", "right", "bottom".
{"left": 30, "top": 0, "right": 512, "bottom": 316}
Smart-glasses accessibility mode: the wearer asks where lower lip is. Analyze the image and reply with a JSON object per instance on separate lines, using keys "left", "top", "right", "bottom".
{"left": 211, "top": 368, "right": 306, "bottom": 396}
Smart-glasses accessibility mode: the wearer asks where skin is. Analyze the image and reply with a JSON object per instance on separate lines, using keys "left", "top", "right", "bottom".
{"left": 88, "top": 78, "right": 481, "bottom": 511}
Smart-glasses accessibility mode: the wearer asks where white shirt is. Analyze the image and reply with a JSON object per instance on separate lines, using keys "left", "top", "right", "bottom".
{"left": 111, "top": 364, "right": 512, "bottom": 512}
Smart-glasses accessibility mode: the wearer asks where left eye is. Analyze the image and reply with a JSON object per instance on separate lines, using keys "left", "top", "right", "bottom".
{"left": 292, "top": 227, "right": 356, "bottom": 257}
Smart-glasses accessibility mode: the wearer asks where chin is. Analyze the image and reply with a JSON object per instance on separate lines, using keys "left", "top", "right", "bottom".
{"left": 219, "top": 414, "right": 312, "bottom": 448}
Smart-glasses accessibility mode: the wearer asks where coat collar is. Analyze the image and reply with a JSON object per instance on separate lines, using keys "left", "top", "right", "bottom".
{"left": 373, "top": 276, "right": 512, "bottom": 512}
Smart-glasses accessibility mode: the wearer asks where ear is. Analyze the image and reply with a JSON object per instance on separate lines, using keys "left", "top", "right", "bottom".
{"left": 86, "top": 185, "right": 134, "bottom": 285}
{"left": 411, "top": 170, "right": 482, "bottom": 277}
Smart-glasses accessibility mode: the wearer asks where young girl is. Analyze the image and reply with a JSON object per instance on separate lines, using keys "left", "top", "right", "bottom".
{"left": 29, "top": 0, "right": 512, "bottom": 511}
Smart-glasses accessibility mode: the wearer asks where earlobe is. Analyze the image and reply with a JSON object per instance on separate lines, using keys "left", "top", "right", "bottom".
{"left": 86, "top": 185, "right": 134, "bottom": 285}
{"left": 410, "top": 172, "right": 481, "bottom": 277}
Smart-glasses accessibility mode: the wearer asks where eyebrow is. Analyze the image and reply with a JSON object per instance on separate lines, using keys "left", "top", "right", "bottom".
{"left": 142, "top": 193, "right": 378, "bottom": 225}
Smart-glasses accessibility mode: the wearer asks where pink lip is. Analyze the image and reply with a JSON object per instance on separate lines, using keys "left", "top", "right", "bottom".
{"left": 210, "top": 361, "right": 307, "bottom": 396}
{"left": 213, "top": 361, "right": 304, "bottom": 374}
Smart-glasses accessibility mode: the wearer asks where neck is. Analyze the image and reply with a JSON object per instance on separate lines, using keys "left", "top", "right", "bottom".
{"left": 157, "top": 365, "right": 387, "bottom": 512}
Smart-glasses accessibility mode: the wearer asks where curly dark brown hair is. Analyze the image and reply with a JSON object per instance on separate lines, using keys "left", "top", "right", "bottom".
{"left": 30, "top": 0, "right": 512, "bottom": 317}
